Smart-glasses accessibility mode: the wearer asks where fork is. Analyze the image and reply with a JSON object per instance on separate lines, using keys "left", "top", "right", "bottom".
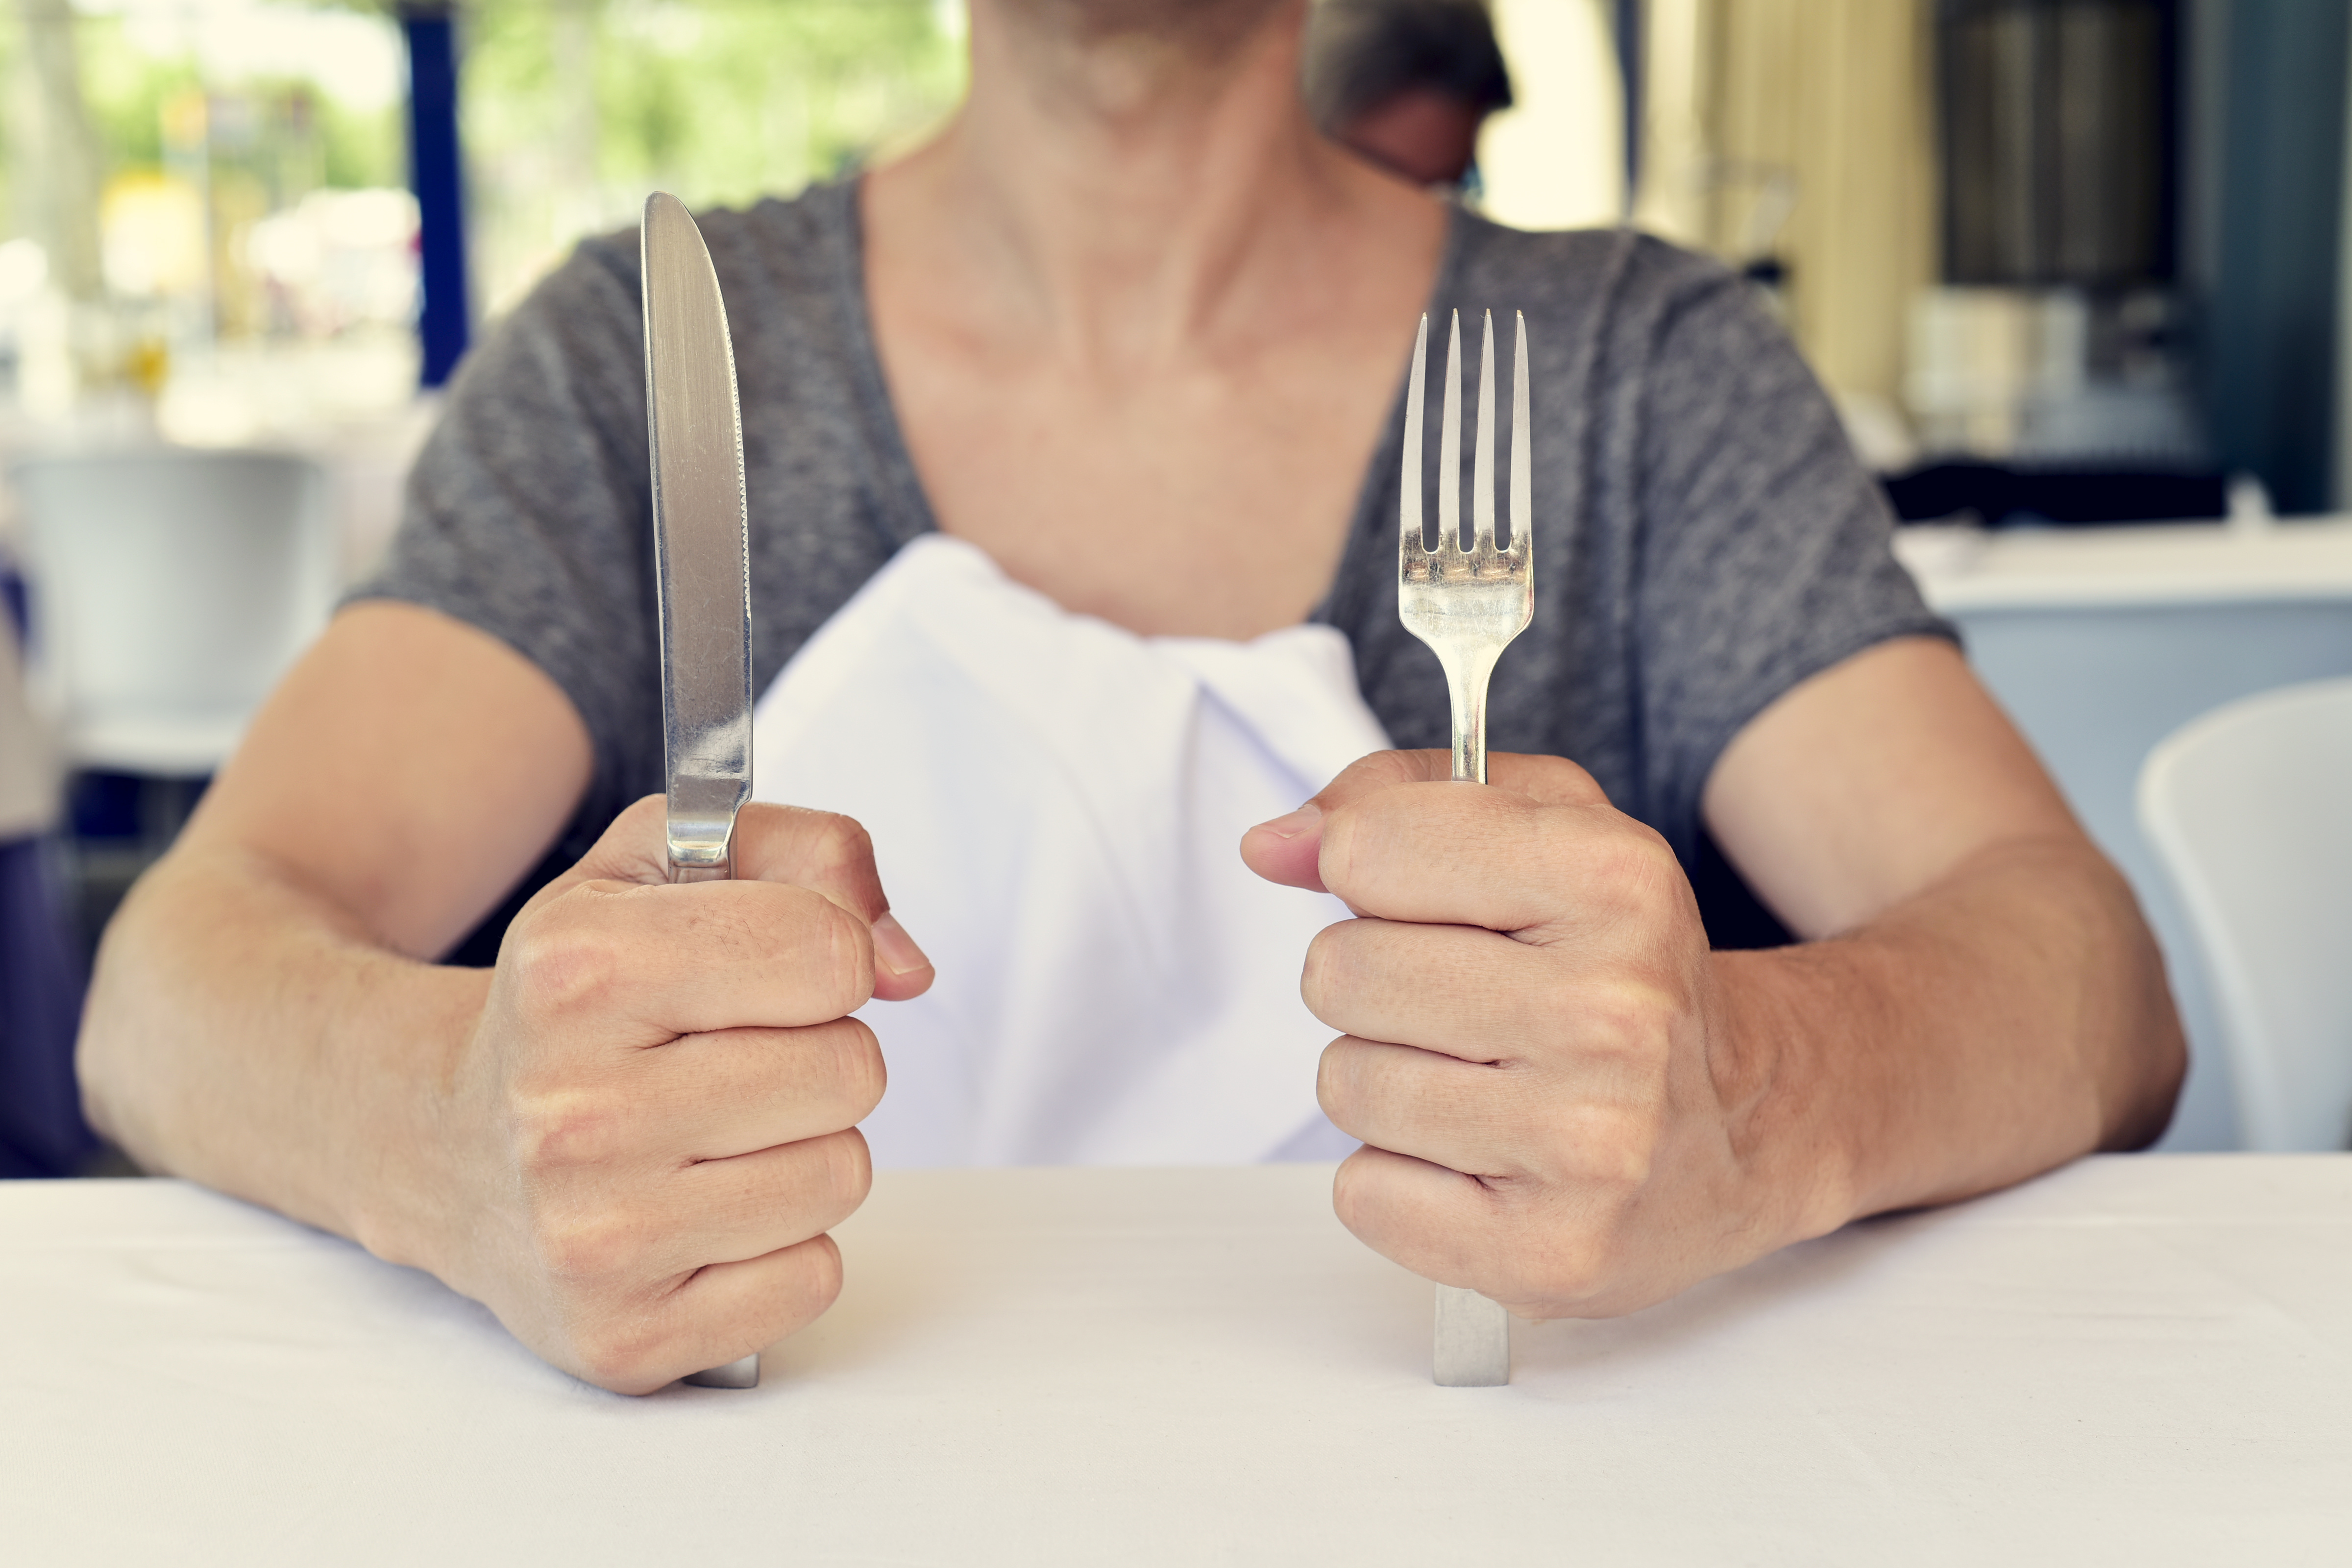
{"left": 1398, "top": 307, "right": 1531, "bottom": 1388}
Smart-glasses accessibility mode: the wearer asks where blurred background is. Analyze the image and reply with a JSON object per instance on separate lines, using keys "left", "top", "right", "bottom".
{"left": 1, "top": 0, "right": 2349, "bottom": 1173}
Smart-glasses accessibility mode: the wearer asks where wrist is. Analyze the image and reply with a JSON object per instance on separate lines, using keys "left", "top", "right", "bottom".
{"left": 1710, "top": 946, "right": 1869, "bottom": 1249}
{"left": 330, "top": 957, "right": 494, "bottom": 1283}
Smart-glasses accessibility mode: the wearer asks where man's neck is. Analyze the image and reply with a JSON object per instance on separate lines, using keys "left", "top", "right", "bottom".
{"left": 874, "top": 0, "right": 1421, "bottom": 370}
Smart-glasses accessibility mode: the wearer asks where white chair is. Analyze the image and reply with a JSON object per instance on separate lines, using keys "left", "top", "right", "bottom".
{"left": 11, "top": 449, "right": 334, "bottom": 778}
{"left": 2138, "top": 676, "right": 2352, "bottom": 1151}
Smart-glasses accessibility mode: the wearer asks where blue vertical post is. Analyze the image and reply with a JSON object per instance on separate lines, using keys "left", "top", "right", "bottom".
{"left": 1614, "top": 0, "right": 1642, "bottom": 217}
{"left": 2205, "top": 0, "right": 2347, "bottom": 514}
{"left": 402, "top": 2, "right": 470, "bottom": 388}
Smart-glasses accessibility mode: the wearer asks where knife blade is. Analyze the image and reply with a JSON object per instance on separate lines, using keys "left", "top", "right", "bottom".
{"left": 642, "top": 190, "right": 760, "bottom": 1392}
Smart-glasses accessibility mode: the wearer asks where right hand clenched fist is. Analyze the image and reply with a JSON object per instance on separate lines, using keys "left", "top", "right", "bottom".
{"left": 432, "top": 795, "right": 931, "bottom": 1393}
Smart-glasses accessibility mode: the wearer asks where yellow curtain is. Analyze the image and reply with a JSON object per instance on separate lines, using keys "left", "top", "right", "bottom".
{"left": 1634, "top": 0, "right": 1936, "bottom": 409}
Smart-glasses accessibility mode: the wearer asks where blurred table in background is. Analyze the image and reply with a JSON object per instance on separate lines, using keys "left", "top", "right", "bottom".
{"left": 0, "top": 387, "right": 436, "bottom": 589}
{"left": 1900, "top": 517, "right": 2352, "bottom": 1151}
{"left": 3, "top": 1158, "right": 2346, "bottom": 1565}
{"left": 12, "top": 449, "right": 337, "bottom": 777}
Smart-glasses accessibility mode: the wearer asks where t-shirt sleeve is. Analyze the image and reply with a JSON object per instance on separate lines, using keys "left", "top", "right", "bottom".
{"left": 1630, "top": 247, "right": 1953, "bottom": 857}
{"left": 348, "top": 236, "right": 661, "bottom": 844}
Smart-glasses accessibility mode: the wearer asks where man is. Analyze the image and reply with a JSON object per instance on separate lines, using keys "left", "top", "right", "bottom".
{"left": 79, "top": 0, "right": 2181, "bottom": 1395}
{"left": 1304, "top": 0, "right": 1513, "bottom": 189}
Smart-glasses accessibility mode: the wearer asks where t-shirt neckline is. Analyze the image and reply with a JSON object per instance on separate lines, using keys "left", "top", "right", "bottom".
{"left": 818, "top": 172, "right": 1477, "bottom": 623}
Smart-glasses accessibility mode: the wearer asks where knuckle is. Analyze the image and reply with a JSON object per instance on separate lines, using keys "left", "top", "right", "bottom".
{"left": 534, "top": 1208, "right": 641, "bottom": 1288}
{"left": 1503, "top": 1228, "right": 1616, "bottom": 1308}
{"left": 505, "top": 917, "right": 626, "bottom": 1022}
{"left": 1328, "top": 1153, "right": 1373, "bottom": 1235}
{"left": 816, "top": 900, "right": 873, "bottom": 1013}
{"left": 817, "top": 1128, "right": 874, "bottom": 1210}
{"left": 615, "top": 794, "right": 668, "bottom": 838}
{"left": 1585, "top": 826, "right": 1684, "bottom": 914}
{"left": 567, "top": 1313, "right": 669, "bottom": 1392}
{"left": 1304, "top": 919, "right": 1405, "bottom": 1029}
{"left": 1566, "top": 1103, "right": 1661, "bottom": 1192}
{"left": 1316, "top": 804, "right": 1366, "bottom": 896}
{"left": 830, "top": 1021, "right": 887, "bottom": 1121}
{"left": 1524, "top": 754, "right": 1608, "bottom": 806}
{"left": 1519, "top": 1081, "right": 1662, "bottom": 1198}
{"left": 509, "top": 1086, "right": 626, "bottom": 1173}
{"left": 1579, "top": 974, "right": 1684, "bottom": 1060}
{"left": 1314, "top": 1039, "right": 1347, "bottom": 1105}
{"left": 1479, "top": 1187, "right": 1636, "bottom": 1307}
{"left": 1299, "top": 926, "right": 1346, "bottom": 1015}
{"left": 798, "top": 1233, "right": 846, "bottom": 1314}
{"left": 1315, "top": 1039, "right": 1368, "bottom": 1127}
{"left": 803, "top": 812, "right": 876, "bottom": 887}
{"left": 571, "top": 796, "right": 672, "bottom": 887}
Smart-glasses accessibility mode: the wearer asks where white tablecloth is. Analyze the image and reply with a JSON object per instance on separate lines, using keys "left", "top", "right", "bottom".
{"left": 4, "top": 1156, "right": 2347, "bottom": 1565}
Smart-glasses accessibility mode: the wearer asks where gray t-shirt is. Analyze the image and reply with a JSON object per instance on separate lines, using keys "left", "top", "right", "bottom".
{"left": 360, "top": 179, "right": 1947, "bottom": 952}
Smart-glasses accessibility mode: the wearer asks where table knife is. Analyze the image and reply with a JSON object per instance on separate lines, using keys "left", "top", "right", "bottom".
{"left": 642, "top": 190, "right": 759, "bottom": 1392}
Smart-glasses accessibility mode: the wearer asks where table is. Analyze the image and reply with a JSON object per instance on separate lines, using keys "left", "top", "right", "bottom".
{"left": 5, "top": 1157, "right": 2347, "bottom": 1564}
{"left": 1895, "top": 515, "right": 2352, "bottom": 611}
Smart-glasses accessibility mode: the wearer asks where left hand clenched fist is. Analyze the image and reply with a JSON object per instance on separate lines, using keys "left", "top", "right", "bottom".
{"left": 1241, "top": 749, "right": 1809, "bottom": 1320}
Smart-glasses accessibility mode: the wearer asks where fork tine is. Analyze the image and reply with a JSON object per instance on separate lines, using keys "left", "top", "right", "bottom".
{"left": 1401, "top": 313, "right": 1427, "bottom": 553}
{"left": 1511, "top": 310, "right": 1530, "bottom": 560}
{"left": 1473, "top": 309, "right": 1496, "bottom": 551}
{"left": 1439, "top": 310, "right": 1462, "bottom": 552}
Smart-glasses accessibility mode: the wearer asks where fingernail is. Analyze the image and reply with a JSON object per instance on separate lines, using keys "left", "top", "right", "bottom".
{"left": 872, "top": 911, "right": 932, "bottom": 977}
{"left": 1251, "top": 804, "right": 1322, "bottom": 841}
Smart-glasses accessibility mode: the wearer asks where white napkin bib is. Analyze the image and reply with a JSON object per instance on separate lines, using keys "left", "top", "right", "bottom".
{"left": 749, "top": 535, "right": 1392, "bottom": 1167}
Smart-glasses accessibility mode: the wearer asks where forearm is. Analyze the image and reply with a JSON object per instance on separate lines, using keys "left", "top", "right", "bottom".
{"left": 78, "top": 842, "right": 489, "bottom": 1263}
{"left": 1719, "top": 833, "right": 2186, "bottom": 1241}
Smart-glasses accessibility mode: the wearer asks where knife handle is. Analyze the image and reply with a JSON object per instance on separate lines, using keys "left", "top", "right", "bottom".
{"left": 670, "top": 850, "right": 756, "bottom": 1389}
{"left": 683, "top": 1354, "right": 760, "bottom": 1390}
{"left": 1433, "top": 1285, "right": 1509, "bottom": 1386}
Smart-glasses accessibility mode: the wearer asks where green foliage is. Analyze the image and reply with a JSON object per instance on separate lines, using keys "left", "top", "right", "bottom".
{"left": 28, "top": 0, "right": 961, "bottom": 216}
{"left": 464, "top": 0, "right": 964, "bottom": 203}
{"left": 72, "top": 15, "right": 200, "bottom": 171}
{"left": 460, "top": 0, "right": 965, "bottom": 308}
{"left": 0, "top": 0, "right": 964, "bottom": 313}
{"left": 48, "top": 10, "right": 403, "bottom": 197}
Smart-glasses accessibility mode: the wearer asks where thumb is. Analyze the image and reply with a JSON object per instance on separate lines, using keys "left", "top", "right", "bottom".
{"left": 1239, "top": 749, "right": 1613, "bottom": 892}
{"left": 528, "top": 794, "right": 935, "bottom": 1002}
{"left": 1238, "top": 750, "right": 1447, "bottom": 892}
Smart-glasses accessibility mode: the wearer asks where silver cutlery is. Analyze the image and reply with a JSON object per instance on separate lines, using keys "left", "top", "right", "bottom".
{"left": 642, "top": 190, "right": 760, "bottom": 1392}
{"left": 1398, "top": 307, "right": 1532, "bottom": 1388}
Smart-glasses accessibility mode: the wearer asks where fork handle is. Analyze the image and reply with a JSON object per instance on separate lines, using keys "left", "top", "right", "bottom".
{"left": 1442, "top": 647, "right": 1503, "bottom": 785}
{"left": 1436, "top": 647, "right": 1513, "bottom": 1384}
